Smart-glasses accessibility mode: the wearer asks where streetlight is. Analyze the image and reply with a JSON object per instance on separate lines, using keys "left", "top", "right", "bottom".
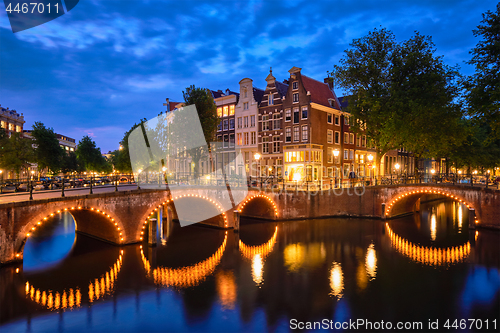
{"left": 254, "top": 153, "right": 261, "bottom": 188}
{"left": 367, "top": 154, "right": 374, "bottom": 185}
{"left": 333, "top": 149, "right": 340, "bottom": 187}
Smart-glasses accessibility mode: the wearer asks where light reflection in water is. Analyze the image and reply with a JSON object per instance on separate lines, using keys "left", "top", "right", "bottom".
{"left": 431, "top": 213, "right": 437, "bottom": 241}
{"left": 329, "top": 262, "right": 344, "bottom": 299}
{"left": 251, "top": 254, "right": 264, "bottom": 286}
{"left": 239, "top": 226, "right": 278, "bottom": 260}
{"left": 25, "top": 253, "right": 122, "bottom": 310}
{"left": 284, "top": 243, "right": 305, "bottom": 272}
{"left": 386, "top": 223, "right": 470, "bottom": 266}
{"left": 458, "top": 205, "right": 463, "bottom": 233}
{"left": 142, "top": 232, "right": 227, "bottom": 288}
{"left": 365, "top": 243, "right": 377, "bottom": 280}
{"left": 216, "top": 270, "right": 237, "bottom": 310}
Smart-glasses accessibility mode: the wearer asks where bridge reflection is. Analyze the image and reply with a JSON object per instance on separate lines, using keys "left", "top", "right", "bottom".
{"left": 24, "top": 251, "right": 123, "bottom": 310}
{"left": 385, "top": 223, "right": 470, "bottom": 266}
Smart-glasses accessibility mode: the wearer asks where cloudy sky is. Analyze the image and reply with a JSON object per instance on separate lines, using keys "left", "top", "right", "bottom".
{"left": 0, "top": 0, "right": 497, "bottom": 153}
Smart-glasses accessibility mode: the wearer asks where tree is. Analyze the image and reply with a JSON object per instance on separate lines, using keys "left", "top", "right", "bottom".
{"left": 76, "top": 136, "right": 107, "bottom": 172}
{"left": 31, "top": 122, "right": 64, "bottom": 175}
{"left": 330, "top": 28, "right": 463, "bottom": 175}
{"left": 111, "top": 122, "right": 144, "bottom": 173}
{"left": 61, "top": 151, "right": 80, "bottom": 174}
{"left": 0, "top": 132, "right": 34, "bottom": 179}
{"left": 463, "top": 3, "right": 500, "bottom": 139}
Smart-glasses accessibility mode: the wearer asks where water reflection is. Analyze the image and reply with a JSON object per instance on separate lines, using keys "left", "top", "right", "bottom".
{"left": 1, "top": 199, "right": 498, "bottom": 332}
{"left": 329, "top": 262, "right": 344, "bottom": 299}
{"left": 431, "top": 213, "right": 437, "bottom": 241}
{"left": 386, "top": 223, "right": 471, "bottom": 266}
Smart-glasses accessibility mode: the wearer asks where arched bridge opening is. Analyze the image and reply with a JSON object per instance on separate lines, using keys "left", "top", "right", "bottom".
{"left": 15, "top": 206, "right": 124, "bottom": 260}
{"left": 237, "top": 194, "right": 279, "bottom": 221}
{"left": 385, "top": 188, "right": 478, "bottom": 226}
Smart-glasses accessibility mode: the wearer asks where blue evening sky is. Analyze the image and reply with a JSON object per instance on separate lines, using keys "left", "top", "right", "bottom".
{"left": 0, "top": 0, "right": 497, "bottom": 153}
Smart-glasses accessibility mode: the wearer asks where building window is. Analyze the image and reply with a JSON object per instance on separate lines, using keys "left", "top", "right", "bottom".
{"left": 349, "top": 133, "right": 354, "bottom": 144}
{"left": 244, "top": 102, "right": 249, "bottom": 110}
{"left": 229, "top": 105, "right": 235, "bottom": 115}
{"left": 285, "top": 109, "right": 291, "bottom": 122}
{"left": 335, "top": 131, "right": 340, "bottom": 144}
{"left": 244, "top": 88, "right": 247, "bottom": 98}
{"left": 223, "top": 135, "right": 229, "bottom": 148}
{"left": 344, "top": 116, "right": 349, "bottom": 125}
{"left": 250, "top": 115, "right": 255, "bottom": 127}
{"left": 293, "top": 93, "right": 299, "bottom": 103}
{"left": 285, "top": 127, "right": 291, "bottom": 143}
{"left": 350, "top": 149, "right": 354, "bottom": 160}
{"left": 301, "top": 106, "right": 308, "bottom": 119}
{"left": 344, "top": 163, "right": 350, "bottom": 177}
{"left": 273, "top": 136, "right": 280, "bottom": 153}
{"left": 217, "top": 107, "right": 223, "bottom": 117}
{"left": 344, "top": 149, "right": 348, "bottom": 160}
{"left": 251, "top": 132, "right": 256, "bottom": 145}
{"left": 362, "top": 135, "right": 366, "bottom": 147}
{"left": 327, "top": 130, "right": 333, "bottom": 144}
{"left": 327, "top": 113, "right": 332, "bottom": 124}
{"left": 237, "top": 117, "right": 242, "bottom": 129}
{"left": 357, "top": 135, "right": 361, "bottom": 147}
{"left": 229, "top": 119, "right": 235, "bottom": 130}
{"left": 237, "top": 133, "right": 242, "bottom": 145}
{"left": 273, "top": 113, "right": 280, "bottom": 130}
{"left": 344, "top": 133, "right": 348, "bottom": 144}
{"left": 335, "top": 115, "right": 340, "bottom": 125}
{"left": 244, "top": 116, "right": 248, "bottom": 128}
{"left": 327, "top": 150, "right": 333, "bottom": 163}
{"left": 269, "top": 93, "right": 274, "bottom": 105}
{"left": 244, "top": 132, "right": 249, "bottom": 145}
{"left": 292, "top": 81, "right": 298, "bottom": 90}
{"left": 223, "top": 106, "right": 229, "bottom": 117}
{"left": 262, "top": 115, "right": 269, "bottom": 131}
{"left": 302, "top": 125, "right": 308, "bottom": 141}
{"left": 223, "top": 120, "right": 229, "bottom": 131}
{"left": 229, "top": 134, "right": 235, "bottom": 148}
{"left": 293, "top": 126, "right": 300, "bottom": 142}
{"left": 217, "top": 121, "right": 222, "bottom": 132}
{"left": 293, "top": 108, "right": 299, "bottom": 124}
{"left": 262, "top": 137, "right": 269, "bottom": 153}
{"left": 327, "top": 167, "right": 333, "bottom": 177}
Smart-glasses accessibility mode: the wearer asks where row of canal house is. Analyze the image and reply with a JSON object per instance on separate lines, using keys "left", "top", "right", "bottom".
{"left": 167, "top": 66, "right": 414, "bottom": 185}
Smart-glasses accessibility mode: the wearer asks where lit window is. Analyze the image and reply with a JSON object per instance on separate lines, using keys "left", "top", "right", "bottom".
{"left": 237, "top": 133, "right": 242, "bottom": 145}
{"left": 223, "top": 106, "right": 229, "bottom": 117}
{"left": 217, "top": 107, "right": 223, "bottom": 117}
{"left": 229, "top": 105, "right": 235, "bottom": 115}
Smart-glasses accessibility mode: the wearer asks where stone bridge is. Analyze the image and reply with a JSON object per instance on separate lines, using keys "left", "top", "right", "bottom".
{"left": 1, "top": 184, "right": 498, "bottom": 265}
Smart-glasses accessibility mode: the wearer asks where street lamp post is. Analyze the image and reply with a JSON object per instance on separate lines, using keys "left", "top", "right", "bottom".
{"left": 367, "top": 154, "right": 374, "bottom": 186}
{"left": 254, "top": 153, "right": 261, "bottom": 189}
{"left": 333, "top": 149, "right": 340, "bottom": 188}
{"left": 430, "top": 168, "right": 436, "bottom": 183}
{"left": 394, "top": 163, "right": 400, "bottom": 184}
{"left": 29, "top": 170, "right": 34, "bottom": 201}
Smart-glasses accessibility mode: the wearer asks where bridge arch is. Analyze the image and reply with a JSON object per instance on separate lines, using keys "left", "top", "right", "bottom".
{"left": 239, "top": 226, "right": 278, "bottom": 260}
{"left": 237, "top": 193, "right": 279, "bottom": 220}
{"left": 138, "top": 195, "right": 229, "bottom": 241}
{"left": 15, "top": 206, "right": 124, "bottom": 258}
{"left": 385, "top": 188, "right": 478, "bottom": 225}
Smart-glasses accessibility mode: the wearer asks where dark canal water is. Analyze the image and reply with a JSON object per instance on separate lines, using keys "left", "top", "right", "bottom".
{"left": 0, "top": 199, "right": 499, "bottom": 332}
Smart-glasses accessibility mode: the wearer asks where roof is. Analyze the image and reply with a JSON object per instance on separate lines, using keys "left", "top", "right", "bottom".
{"left": 301, "top": 75, "right": 340, "bottom": 109}
{"left": 338, "top": 96, "right": 349, "bottom": 111}
{"left": 253, "top": 87, "right": 265, "bottom": 103}
{"left": 210, "top": 89, "right": 240, "bottom": 101}
{"left": 275, "top": 81, "right": 289, "bottom": 98}
{"left": 168, "top": 101, "right": 180, "bottom": 111}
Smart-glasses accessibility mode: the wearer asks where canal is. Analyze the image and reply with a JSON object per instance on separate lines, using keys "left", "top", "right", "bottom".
{"left": 0, "top": 199, "right": 499, "bottom": 332}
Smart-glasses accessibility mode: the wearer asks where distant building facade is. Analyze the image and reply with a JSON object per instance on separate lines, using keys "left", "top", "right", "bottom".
{"left": 0, "top": 105, "right": 24, "bottom": 137}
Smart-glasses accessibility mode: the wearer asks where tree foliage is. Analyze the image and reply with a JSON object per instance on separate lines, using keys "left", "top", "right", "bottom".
{"left": 463, "top": 3, "right": 500, "bottom": 139}
{"left": 0, "top": 131, "right": 34, "bottom": 179}
{"left": 330, "top": 28, "right": 463, "bottom": 173}
{"left": 76, "top": 135, "right": 108, "bottom": 172}
{"left": 31, "top": 122, "right": 64, "bottom": 175}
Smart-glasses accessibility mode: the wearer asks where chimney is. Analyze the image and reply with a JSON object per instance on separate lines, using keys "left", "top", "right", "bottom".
{"left": 166, "top": 98, "right": 170, "bottom": 112}
{"left": 324, "top": 77, "right": 334, "bottom": 89}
